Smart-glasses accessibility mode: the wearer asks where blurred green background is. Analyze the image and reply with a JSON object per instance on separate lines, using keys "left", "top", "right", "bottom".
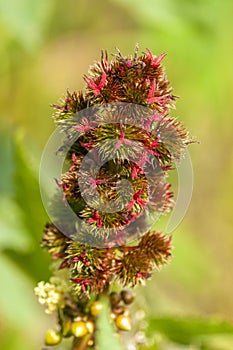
{"left": 0, "top": 0, "right": 233, "bottom": 349}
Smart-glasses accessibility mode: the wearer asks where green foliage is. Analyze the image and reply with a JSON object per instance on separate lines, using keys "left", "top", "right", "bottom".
{"left": 0, "top": 196, "right": 32, "bottom": 251}
{"left": 0, "top": 324, "right": 34, "bottom": 350}
{"left": 147, "top": 317, "right": 233, "bottom": 349}
{"left": 2, "top": 133, "right": 50, "bottom": 281}
{"left": 0, "top": 131, "right": 50, "bottom": 348}
{"left": 0, "top": 0, "right": 54, "bottom": 50}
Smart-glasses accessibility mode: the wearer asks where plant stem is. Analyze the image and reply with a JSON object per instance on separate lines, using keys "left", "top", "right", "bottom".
{"left": 72, "top": 334, "right": 92, "bottom": 350}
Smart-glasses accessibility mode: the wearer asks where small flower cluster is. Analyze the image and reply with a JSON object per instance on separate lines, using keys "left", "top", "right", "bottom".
{"left": 34, "top": 277, "right": 69, "bottom": 314}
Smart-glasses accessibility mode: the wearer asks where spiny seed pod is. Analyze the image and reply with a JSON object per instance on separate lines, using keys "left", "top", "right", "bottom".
{"left": 45, "top": 329, "right": 62, "bottom": 346}
{"left": 110, "top": 291, "right": 122, "bottom": 306}
{"left": 71, "top": 321, "right": 88, "bottom": 338}
{"left": 90, "top": 301, "right": 103, "bottom": 317}
{"left": 115, "top": 314, "right": 132, "bottom": 331}
{"left": 121, "top": 290, "right": 135, "bottom": 305}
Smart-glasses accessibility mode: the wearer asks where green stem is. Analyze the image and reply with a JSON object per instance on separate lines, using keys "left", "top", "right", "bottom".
{"left": 71, "top": 334, "right": 92, "bottom": 350}
{"left": 71, "top": 289, "right": 110, "bottom": 350}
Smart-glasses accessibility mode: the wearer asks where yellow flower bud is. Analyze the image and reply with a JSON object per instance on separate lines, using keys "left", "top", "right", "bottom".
{"left": 45, "top": 329, "right": 61, "bottom": 346}
{"left": 71, "top": 321, "right": 88, "bottom": 338}
{"left": 90, "top": 301, "right": 103, "bottom": 317}
{"left": 88, "top": 339, "right": 94, "bottom": 347}
{"left": 86, "top": 320, "right": 95, "bottom": 333}
{"left": 115, "top": 315, "right": 132, "bottom": 331}
{"left": 110, "top": 312, "right": 117, "bottom": 320}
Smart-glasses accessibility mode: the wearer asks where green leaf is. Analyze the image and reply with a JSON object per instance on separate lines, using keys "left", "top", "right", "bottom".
{"left": 96, "top": 297, "right": 124, "bottom": 350}
{"left": 0, "top": 0, "right": 54, "bottom": 50}
{"left": 0, "top": 196, "right": 33, "bottom": 252}
{"left": 148, "top": 317, "right": 233, "bottom": 345}
{"left": 0, "top": 131, "right": 50, "bottom": 280}
{"left": 14, "top": 133, "right": 48, "bottom": 241}
{"left": 111, "top": 0, "right": 181, "bottom": 28}
{"left": 0, "top": 132, "right": 15, "bottom": 195}
{"left": 0, "top": 324, "right": 37, "bottom": 350}
{"left": 0, "top": 254, "right": 48, "bottom": 332}
{"left": 199, "top": 334, "right": 233, "bottom": 350}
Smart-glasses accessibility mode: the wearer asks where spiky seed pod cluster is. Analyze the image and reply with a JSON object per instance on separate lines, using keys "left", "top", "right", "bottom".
{"left": 36, "top": 46, "right": 192, "bottom": 350}
{"left": 42, "top": 224, "right": 172, "bottom": 295}
{"left": 49, "top": 47, "right": 191, "bottom": 251}
{"left": 52, "top": 47, "right": 175, "bottom": 125}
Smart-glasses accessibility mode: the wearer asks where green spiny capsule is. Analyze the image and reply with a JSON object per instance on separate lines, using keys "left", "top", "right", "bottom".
{"left": 45, "top": 329, "right": 62, "bottom": 346}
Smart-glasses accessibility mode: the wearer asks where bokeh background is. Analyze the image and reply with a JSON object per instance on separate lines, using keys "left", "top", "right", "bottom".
{"left": 0, "top": 0, "right": 233, "bottom": 349}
